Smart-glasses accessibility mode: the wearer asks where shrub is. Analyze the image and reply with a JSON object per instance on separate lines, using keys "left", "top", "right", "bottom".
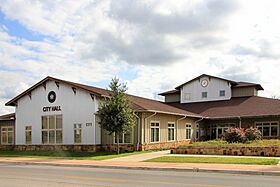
{"left": 224, "top": 127, "right": 262, "bottom": 143}
{"left": 245, "top": 127, "right": 262, "bottom": 141}
{"left": 224, "top": 128, "right": 246, "bottom": 143}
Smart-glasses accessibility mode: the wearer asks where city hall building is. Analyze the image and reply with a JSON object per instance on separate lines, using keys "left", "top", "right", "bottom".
{"left": 1, "top": 74, "right": 280, "bottom": 151}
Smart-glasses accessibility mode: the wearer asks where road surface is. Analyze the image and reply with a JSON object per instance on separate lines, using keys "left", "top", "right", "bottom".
{"left": 0, "top": 163, "right": 279, "bottom": 187}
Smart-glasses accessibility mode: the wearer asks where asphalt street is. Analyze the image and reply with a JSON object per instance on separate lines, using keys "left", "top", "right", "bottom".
{"left": 0, "top": 163, "right": 279, "bottom": 187}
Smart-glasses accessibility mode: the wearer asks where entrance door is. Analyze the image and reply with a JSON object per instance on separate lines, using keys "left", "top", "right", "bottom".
{"left": 216, "top": 127, "right": 228, "bottom": 139}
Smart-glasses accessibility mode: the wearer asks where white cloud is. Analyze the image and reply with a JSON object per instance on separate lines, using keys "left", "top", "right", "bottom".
{"left": 0, "top": 0, "right": 280, "bottom": 115}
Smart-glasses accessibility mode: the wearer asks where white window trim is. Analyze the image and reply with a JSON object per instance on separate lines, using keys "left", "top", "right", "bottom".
{"left": 167, "top": 122, "right": 175, "bottom": 142}
{"left": 150, "top": 121, "right": 160, "bottom": 143}
{"left": 41, "top": 115, "right": 63, "bottom": 145}
{"left": 113, "top": 132, "right": 132, "bottom": 144}
{"left": 1, "top": 126, "right": 14, "bottom": 145}
{"left": 186, "top": 123, "right": 192, "bottom": 140}
{"left": 255, "top": 121, "right": 279, "bottom": 137}
{"left": 202, "top": 92, "right": 207, "bottom": 99}
{"left": 73, "top": 123, "right": 82, "bottom": 144}
{"left": 25, "top": 126, "right": 32, "bottom": 145}
{"left": 219, "top": 90, "right": 226, "bottom": 97}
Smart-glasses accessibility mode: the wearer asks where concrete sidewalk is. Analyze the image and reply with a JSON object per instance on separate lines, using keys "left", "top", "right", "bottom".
{"left": 104, "top": 150, "right": 170, "bottom": 162}
{"left": 0, "top": 157, "right": 280, "bottom": 176}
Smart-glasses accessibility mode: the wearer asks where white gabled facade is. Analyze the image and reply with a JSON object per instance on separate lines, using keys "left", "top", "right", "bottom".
{"left": 180, "top": 75, "right": 232, "bottom": 103}
{"left": 15, "top": 80, "right": 101, "bottom": 145}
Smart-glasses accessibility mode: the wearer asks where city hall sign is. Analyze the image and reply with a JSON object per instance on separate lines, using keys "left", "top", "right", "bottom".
{"left": 43, "top": 106, "right": 61, "bottom": 112}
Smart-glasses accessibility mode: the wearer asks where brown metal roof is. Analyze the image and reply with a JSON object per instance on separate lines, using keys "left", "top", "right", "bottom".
{"left": 168, "top": 96, "right": 280, "bottom": 119}
{"left": 0, "top": 113, "right": 15, "bottom": 121}
{"left": 5, "top": 77, "right": 201, "bottom": 118}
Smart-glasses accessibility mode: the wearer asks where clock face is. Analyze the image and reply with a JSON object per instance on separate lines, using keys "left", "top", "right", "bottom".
{"left": 201, "top": 79, "right": 208, "bottom": 87}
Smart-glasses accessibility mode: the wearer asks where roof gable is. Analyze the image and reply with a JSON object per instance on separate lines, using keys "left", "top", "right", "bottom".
{"left": 5, "top": 76, "right": 112, "bottom": 106}
{"left": 175, "top": 74, "right": 237, "bottom": 90}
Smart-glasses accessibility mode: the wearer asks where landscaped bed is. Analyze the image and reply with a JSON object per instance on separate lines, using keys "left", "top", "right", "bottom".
{"left": 145, "top": 156, "right": 280, "bottom": 165}
{"left": 172, "top": 140, "right": 280, "bottom": 157}
{"left": 0, "top": 150, "right": 151, "bottom": 160}
{"left": 180, "top": 140, "right": 280, "bottom": 148}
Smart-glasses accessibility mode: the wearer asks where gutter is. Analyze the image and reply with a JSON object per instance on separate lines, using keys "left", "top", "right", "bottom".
{"left": 135, "top": 109, "right": 202, "bottom": 118}
{"left": 143, "top": 112, "right": 157, "bottom": 144}
{"left": 133, "top": 112, "right": 140, "bottom": 151}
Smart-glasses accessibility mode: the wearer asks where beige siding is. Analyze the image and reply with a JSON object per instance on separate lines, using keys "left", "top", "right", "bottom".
{"left": 165, "top": 93, "right": 180, "bottom": 102}
{"left": 140, "top": 112, "right": 198, "bottom": 144}
{"left": 232, "top": 87, "right": 257, "bottom": 97}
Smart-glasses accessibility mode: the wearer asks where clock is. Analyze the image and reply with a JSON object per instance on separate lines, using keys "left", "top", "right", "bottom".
{"left": 201, "top": 79, "right": 208, "bottom": 87}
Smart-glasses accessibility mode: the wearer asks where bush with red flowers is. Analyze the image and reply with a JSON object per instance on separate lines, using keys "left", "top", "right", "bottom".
{"left": 224, "top": 127, "right": 262, "bottom": 143}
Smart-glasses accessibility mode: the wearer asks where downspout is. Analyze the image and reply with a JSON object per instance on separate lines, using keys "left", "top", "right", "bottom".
{"left": 194, "top": 117, "right": 204, "bottom": 141}
{"left": 238, "top": 116, "right": 242, "bottom": 128}
{"left": 133, "top": 112, "right": 140, "bottom": 151}
{"left": 144, "top": 112, "right": 157, "bottom": 144}
{"left": 176, "top": 116, "right": 187, "bottom": 142}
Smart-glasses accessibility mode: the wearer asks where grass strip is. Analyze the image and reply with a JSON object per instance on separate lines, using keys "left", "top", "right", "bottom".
{"left": 145, "top": 156, "right": 279, "bottom": 165}
{"left": 0, "top": 150, "right": 152, "bottom": 161}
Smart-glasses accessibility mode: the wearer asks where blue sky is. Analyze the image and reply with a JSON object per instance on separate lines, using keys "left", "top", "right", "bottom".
{"left": 1, "top": 0, "right": 280, "bottom": 114}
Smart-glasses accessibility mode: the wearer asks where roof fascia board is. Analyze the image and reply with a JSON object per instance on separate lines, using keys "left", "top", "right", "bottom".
{"left": 5, "top": 77, "right": 103, "bottom": 106}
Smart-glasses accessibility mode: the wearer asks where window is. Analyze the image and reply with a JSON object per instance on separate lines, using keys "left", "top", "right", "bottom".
{"left": 74, "top": 124, "right": 82, "bottom": 144}
{"left": 196, "top": 124, "right": 199, "bottom": 140}
{"left": 186, "top": 124, "right": 192, "bottom": 139}
{"left": 42, "top": 115, "right": 63, "bottom": 144}
{"left": 1, "top": 126, "right": 14, "bottom": 144}
{"left": 150, "top": 122, "right": 160, "bottom": 142}
{"left": 184, "top": 93, "right": 191, "bottom": 100}
{"left": 256, "top": 122, "right": 279, "bottom": 137}
{"left": 220, "top": 90, "right": 225, "bottom": 97}
{"left": 114, "top": 131, "right": 132, "bottom": 144}
{"left": 202, "top": 92, "right": 207, "bottom": 98}
{"left": 25, "top": 126, "right": 32, "bottom": 144}
{"left": 168, "top": 123, "right": 175, "bottom": 141}
{"left": 211, "top": 124, "right": 236, "bottom": 139}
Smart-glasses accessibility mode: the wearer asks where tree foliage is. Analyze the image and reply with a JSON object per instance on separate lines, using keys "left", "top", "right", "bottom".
{"left": 96, "top": 77, "right": 136, "bottom": 153}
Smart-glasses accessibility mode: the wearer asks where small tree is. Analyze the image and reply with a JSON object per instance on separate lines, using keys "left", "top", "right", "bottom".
{"left": 96, "top": 77, "right": 136, "bottom": 154}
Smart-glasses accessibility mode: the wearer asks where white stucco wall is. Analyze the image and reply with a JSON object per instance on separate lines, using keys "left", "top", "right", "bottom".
{"left": 15, "top": 80, "right": 101, "bottom": 145}
{"left": 180, "top": 76, "right": 231, "bottom": 103}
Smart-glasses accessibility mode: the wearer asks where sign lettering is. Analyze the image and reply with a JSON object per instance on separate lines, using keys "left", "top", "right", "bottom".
{"left": 43, "top": 106, "right": 61, "bottom": 112}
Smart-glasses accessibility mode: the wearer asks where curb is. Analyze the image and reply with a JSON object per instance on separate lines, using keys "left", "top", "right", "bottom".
{"left": 1, "top": 161, "right": 280, "bottom": 176}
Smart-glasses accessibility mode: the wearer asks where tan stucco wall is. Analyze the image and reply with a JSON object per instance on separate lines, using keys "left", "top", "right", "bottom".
{"left": 140, "top": 112, "right": 198, "bottom": 144}
{"left": 100, "top": 112, "right": 199, "bottom": 145}
{"left": 232, "top": 87, "right": 257, "bottom": 97}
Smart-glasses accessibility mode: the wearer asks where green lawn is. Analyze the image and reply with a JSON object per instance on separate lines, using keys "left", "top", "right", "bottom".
{"left": 145, "top": 156, "right": 280, "bottom": 165}
{"left": 0, "top": 150, "right": 151, "bottom": 161}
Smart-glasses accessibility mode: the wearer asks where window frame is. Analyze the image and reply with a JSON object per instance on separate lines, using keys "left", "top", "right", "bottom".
{"left": 114, "top": 131, "right": 133, "bottom": 144}
{"left": 219, "top": 90, "right": 225, "bottom": 97}
{"left": 186, "top": 123, "right": 192, "bottom": 140}
{"left": 202, "top": 92, "right": 207, "bottom": 98}
{"left": 74, "top": 123, "right": 82, "bottom": 144}
{"left": 1, "top": 126, "right": 14, "bottom": 145}
{"left": 25, "top": 126, "right": 32, "bottom": 145}
{"left": 167, "top": 122, "right": 175, "bottom": 141}
{"left": 256, "top": 121, "right": 279, "bottom": 137}
{"left": 150, "top": 121, "right": 160, "bottom": 143}
{"left": 41, "top": 115, "right": 63, "bottom": 144}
